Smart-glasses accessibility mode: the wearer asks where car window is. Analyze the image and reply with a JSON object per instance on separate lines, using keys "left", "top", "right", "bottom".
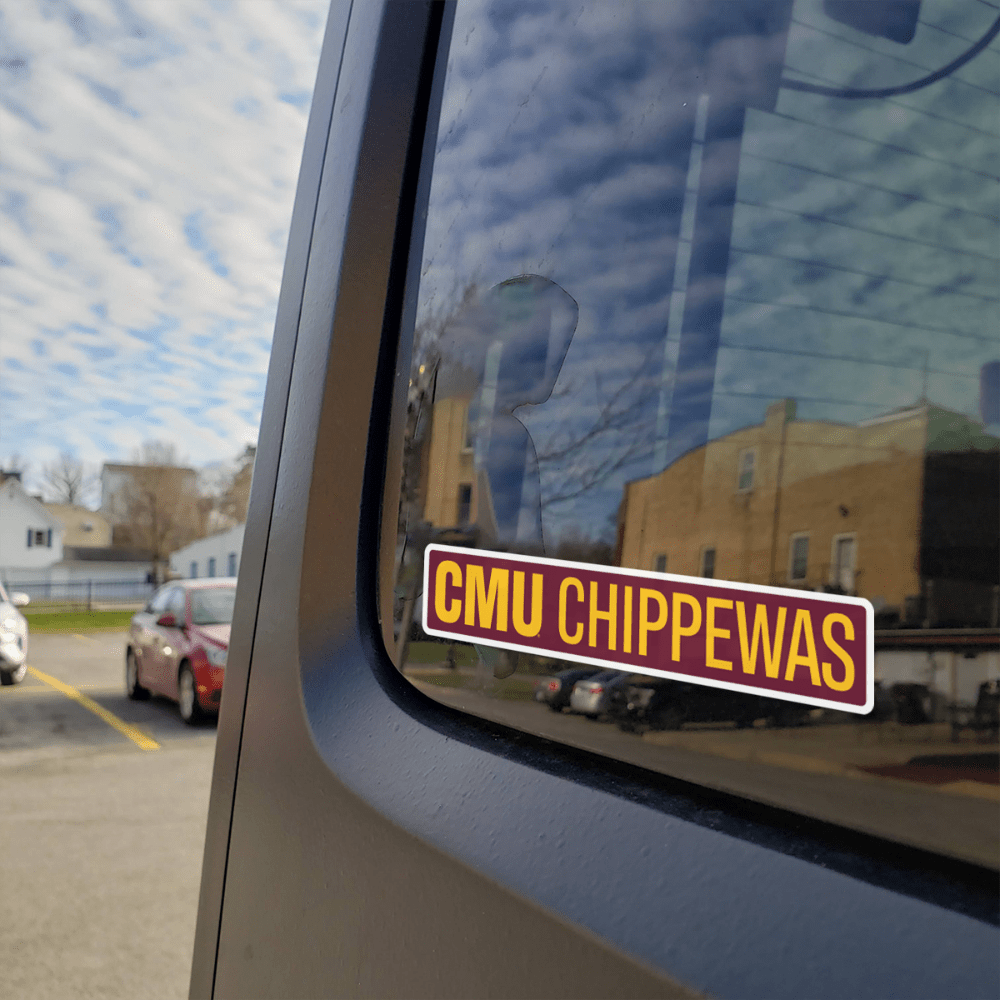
{"left": 167, "top": 588, "right": 187, "bottom": 622}
{"left": 385, "top": 0, "right": 1000, "bottom": 869}
{"left": 190, "top": 587, "right": 236, "bottom": 626}
{"left": 146, "top": 586, "right": 173, "bottom": 615}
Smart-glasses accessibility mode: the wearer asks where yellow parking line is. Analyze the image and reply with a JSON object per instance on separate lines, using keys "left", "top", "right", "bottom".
{"left": 72, "top": 633, "right": 98, "bottom": 644}
{"left": 25, "top": 666, "right": 160, "bottom": 751}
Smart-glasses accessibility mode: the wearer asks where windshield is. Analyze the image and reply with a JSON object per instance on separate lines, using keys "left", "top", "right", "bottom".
{"left": 190, "top": 587, "right": 236, "bottom": 626}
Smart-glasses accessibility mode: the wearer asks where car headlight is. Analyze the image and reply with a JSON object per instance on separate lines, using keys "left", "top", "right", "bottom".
{"left": 205, "top": 645, "right": 228, "bottom": 668}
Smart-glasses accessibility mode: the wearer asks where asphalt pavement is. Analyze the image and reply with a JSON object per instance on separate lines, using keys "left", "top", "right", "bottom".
{"left": 0, "top": 630, "right": 216, "bottom": 1000}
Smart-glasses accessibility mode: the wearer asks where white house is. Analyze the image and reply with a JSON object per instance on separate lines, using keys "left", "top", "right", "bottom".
{"left": 0, "top": 474, "right": 65, "bottom": 583}
{"left": 170, "top": 523, "right": 245, "bottom": 580}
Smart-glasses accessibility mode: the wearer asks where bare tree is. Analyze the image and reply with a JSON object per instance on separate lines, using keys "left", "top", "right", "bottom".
{"left": 116, "top": 441, "right": 203, "bottom": 581}
{"left": 41, "top": 452, "right": 97, "bottom": 506}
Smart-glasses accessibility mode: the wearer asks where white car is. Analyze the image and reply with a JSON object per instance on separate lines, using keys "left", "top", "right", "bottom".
{"left": 0, "top": 580, "right": 30, "bottom": 685}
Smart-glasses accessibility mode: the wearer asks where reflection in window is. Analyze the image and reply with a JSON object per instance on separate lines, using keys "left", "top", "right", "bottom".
{"left": 389, "top": 0, "right": 1000, "bottom": 868}
{"left": 790, "top": 534, "right": 809, "bottom": 582}
{"left": 701, "top": 547, "right": 716, "bottom": 579}
{"left": 457, "top": 484, "right": 472, "bottom": 526}
{"left": 831, "top": 535, "right": 856, "bottom": 593}
{"left": 737, "top": 449, "right": 756, "bottom": 492}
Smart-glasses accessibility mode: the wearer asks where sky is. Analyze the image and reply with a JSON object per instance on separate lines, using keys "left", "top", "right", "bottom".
{"left": 0, "top": 0, "right": 329, "bottom": 490}
{"left": 415, "top": 0, "right": 999, "bottom": 545}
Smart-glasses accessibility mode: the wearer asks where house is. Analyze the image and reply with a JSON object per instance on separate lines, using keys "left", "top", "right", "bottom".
{"left": 100, "top": 461, "right": 199, "bottom": 526}
{"left": 169, "top": 523, "right": 245, "bottom": 581}
{"left": 0, "top": 472, "right": 65, "bottom": 584}
{"left": 43, "top": 503, "right": 112, "bottom": 547}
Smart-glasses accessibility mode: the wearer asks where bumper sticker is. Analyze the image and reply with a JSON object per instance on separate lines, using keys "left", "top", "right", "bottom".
{"left": 423, "top": 544, "right": 874, "bottom": 714}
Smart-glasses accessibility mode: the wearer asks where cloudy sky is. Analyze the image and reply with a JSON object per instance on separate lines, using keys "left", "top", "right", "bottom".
{"left": 1, "top": 0, "right": 328, "bottom": 488}
{"left": 417, "top": 0, "right": 999, "bottom": 543}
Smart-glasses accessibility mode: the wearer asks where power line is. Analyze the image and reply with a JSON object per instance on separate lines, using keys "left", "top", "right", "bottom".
{"left": 718, "top": 341, "right": 981, "bottom": 381}
{"left": 918, "top": 17, "right": 1000, "bottom": 48}
{"left": 785, "top": 13, "right": 1000, "bottom": 100}
{"left": 728, "top": 245, "right": 999, "bottom": 304}
{"left": 773, "top": 64, "right": 999, "bottom": 139}
{"left": 735, "top": 196, "right": 998, "bottom": 265}
{"left": 740, "top": 150, "right": 998, "bottom": 224}
{"left": 765, "top": 108, "right": 999, "bottom": 184}
{"left": 724, "top": 291, "right": 997, "bottom": 345}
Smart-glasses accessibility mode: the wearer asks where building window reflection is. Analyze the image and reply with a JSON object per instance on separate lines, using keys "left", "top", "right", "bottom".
{"left": 457, "top": 484, "right": 472, "bottom": 526}
{"left": 737, "top": 448, "right": 756, "bottom": 492}
{"left": 789, "top": 533, "right": 809, "bottom": 582}
{"left": 701, "top": 547, "right": 716, "bottom": 579}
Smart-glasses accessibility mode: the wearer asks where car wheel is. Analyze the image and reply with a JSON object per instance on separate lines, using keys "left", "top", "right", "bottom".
{"left": 0, "top": 661, "right": 27, "bottom": 686}
{"left": 178, "top": 662, "right": 203, "bottom": 725}
{"left": 125, "top": 649, "right": 150, "bottom": 700}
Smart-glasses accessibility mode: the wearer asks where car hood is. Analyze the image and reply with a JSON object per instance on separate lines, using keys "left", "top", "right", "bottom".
{"left": 192, "top": 623, "right": 231, "bottom": 648}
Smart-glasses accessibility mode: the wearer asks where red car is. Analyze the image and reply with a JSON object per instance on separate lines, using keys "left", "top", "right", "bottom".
{"left": 125, "top": 579, "right": 235, "bottom": 723}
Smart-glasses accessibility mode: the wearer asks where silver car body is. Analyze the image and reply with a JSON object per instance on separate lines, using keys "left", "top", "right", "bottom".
{"left": 0, "top": 580, "right": 30, "bottom": 683}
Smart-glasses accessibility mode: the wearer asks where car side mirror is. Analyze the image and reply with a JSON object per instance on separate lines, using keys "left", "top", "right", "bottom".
{"left": 11, "top": 592, "right": 30, "bottom": 608}
{"left": 156, "top": 612, "right": 177, "bottom": 627}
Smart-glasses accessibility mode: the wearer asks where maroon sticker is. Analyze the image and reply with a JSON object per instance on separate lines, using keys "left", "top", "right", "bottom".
{"left": 423, "top": 544, "right": 874, "bottom": 714}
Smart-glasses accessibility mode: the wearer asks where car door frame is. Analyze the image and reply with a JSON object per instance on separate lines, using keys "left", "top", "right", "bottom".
{"left": 191, "top": 4, "right": 999, "bottom": 998}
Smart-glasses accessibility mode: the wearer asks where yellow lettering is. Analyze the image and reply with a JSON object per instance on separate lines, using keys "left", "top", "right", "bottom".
{"left": 822, "top": 613, "right": 855, "bottom": 692}
{"left": 624, "top": 586, "right": 633, "bottom": 654}
{"left": 785, "top": 608, "right": 821, "bottom": 686}
{"left": 464, "top": 564, "right": 509, "bottom": 631}
{"left": 589, "top": 581, "right": 617, "bottom": 650}
{"left": 434, "top": 560, "right": 462, "bottom": 624}
{"left": 512, "top": 571, "right": 543, "bottom": 637}
{"left": 559, "top": 577, "right": 584, "bottom": 645}
{"left": 672, "top": 593, "right": 702, "bottom": 661}
{"left": 705, "top": 597, "right": 733, "bottom": 670}
{"left": 735, "top": 602, "right": 786, "bottom": 679}
{"left": 639, "top": 588, "right": 667, "bottom": 657}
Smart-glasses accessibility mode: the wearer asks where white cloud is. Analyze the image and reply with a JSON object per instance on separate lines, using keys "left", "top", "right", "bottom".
{"left": 0, "top": 0, "right": 328, "bottom": 479}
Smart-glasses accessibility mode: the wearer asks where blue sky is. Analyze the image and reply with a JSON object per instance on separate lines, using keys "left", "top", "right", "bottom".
{"left": 0, "top": 0, "right": 328, "bottom": 485}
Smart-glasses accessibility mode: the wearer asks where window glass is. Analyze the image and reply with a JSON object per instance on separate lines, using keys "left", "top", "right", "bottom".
{"left": 147, "top": 586, "right": 172, "bottom": 615}
{"left": 790, "top": 534, "right": 809, "bottom": 581}
{"left": 388, "top": 0, "right": 1000, "bottom": 868}
{"left": 190, "top": 561, "right": 198, "bottom": 579}
{"left": 166, "top": 588, "right": 187, "bottom": 622}
{"left": 190, "top": 587, "right": 236, "bottom": 626}
{"left": 207, "top": 557, "right": 216, "bottom": 578}
{"left": 737, "top": 449, "right": 756, "bottom": 491}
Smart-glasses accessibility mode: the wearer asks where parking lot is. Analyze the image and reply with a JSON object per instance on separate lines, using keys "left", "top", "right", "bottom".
{"left": 0, "top": 630, "right": 215, "bottom": 1000}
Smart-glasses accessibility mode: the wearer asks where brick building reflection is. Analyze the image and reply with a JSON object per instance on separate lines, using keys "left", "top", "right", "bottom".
{"left": 618, "top": 398, "right": 999, "bottom": 630}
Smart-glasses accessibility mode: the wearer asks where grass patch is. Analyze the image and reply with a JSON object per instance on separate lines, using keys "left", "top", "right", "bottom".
{"left": 23, "top": 609, "right": 136, "bottom": 632}
{"left": 405, "top": 641, "right": 478, "bottom": 666}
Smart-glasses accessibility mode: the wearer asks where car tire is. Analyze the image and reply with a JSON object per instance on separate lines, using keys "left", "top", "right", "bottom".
{"left": 178, "top": 662, "right": 204, "bottom": 725}
{"left": 0, "top": 662, "right": 27, "bottom": 686}
{"left": 125, "top": 649, "right": 150, "bottom": 700}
